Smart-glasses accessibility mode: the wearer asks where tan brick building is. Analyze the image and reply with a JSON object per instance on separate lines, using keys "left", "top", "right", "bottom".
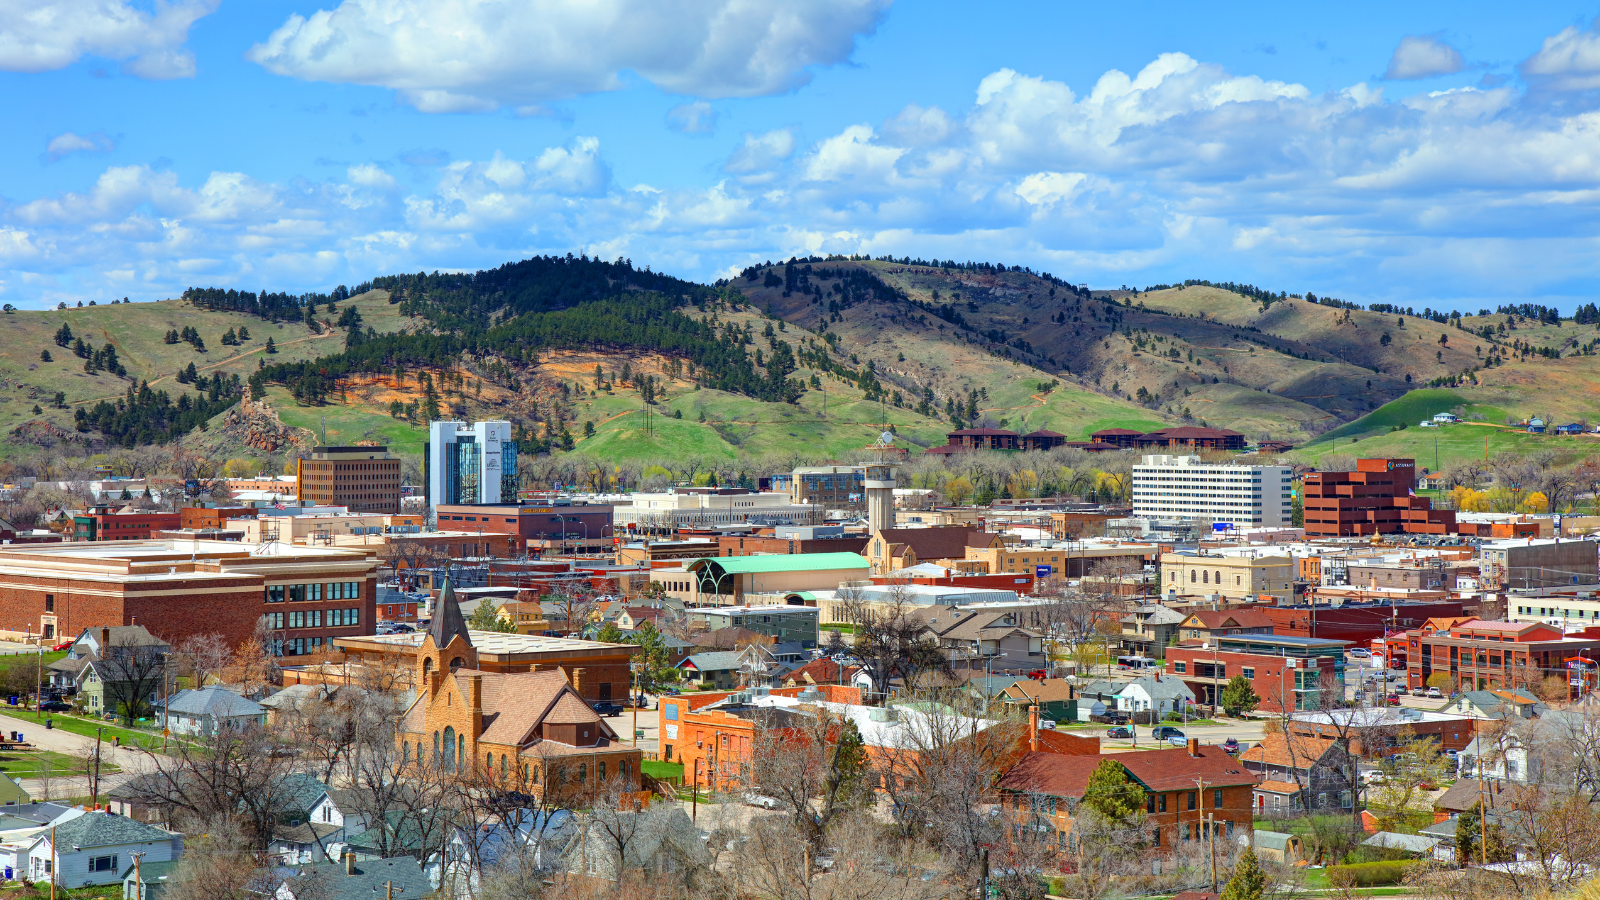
{"left": 397, "top": 581, "right": 641, "bottom": 802}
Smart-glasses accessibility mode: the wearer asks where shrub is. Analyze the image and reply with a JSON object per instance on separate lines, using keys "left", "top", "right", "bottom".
{"left": 1327, "top": 860, "right": 1413, "bottom": 886}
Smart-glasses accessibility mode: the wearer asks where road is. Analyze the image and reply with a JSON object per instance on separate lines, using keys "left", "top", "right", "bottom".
{"left": 0, "top": 710, "right": 162, "bottom": 801}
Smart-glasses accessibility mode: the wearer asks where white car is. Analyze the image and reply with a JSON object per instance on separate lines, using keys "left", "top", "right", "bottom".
{"left": 1361, "top": 770, "right": 1388, "bottom": 785}
{"left": 742, "top": 792, "right": 780, "bottom": 810}
{"left": 1348, "top": 649, "right": 1372, "bottom": 659}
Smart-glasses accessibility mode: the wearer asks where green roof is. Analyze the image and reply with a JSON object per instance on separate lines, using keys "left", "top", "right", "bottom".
{"left": 785, "top": 591, "right": 819, "bottom": 601}
{"left": 688, "top": 552, "right": 868, "bottom": 575}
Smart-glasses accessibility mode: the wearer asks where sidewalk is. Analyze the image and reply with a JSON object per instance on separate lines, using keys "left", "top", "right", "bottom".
{"left": 0, "top": 710, "right": 160, "bottom": 801}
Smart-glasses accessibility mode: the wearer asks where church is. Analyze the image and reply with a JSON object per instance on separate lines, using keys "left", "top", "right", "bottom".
{"left": 398, "top": 579, "right": 642, "bottom": 801}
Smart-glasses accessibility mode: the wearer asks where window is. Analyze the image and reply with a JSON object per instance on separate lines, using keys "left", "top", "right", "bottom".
{"left": 1214, "top": 789, "right": 1222, "bottom": 808}
{"left": 1187, "top": 791, "right": 1196, "bottom": 811}
{"left": 1242, "top": 667, "right": 1255, "bottom": 679}
{"left": 1158, "top": 794, "right": 1168, "bottom": 813}
{"left": 89, "top": 855, "right": 118, "bottom": 873}
{"left": 1174, "top": 662, "right": 1186, "bottom": 674}
{"left": 43, "top": 595, "right": 53, "bottom": 612}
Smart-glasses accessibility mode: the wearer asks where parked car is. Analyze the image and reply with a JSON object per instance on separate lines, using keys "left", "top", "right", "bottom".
{"left": 1361, "top": 769, "right": 1387, "bottom": 785}
{"left": 1412, "top": 688, "right": 1429, "bottom": 696}
{"left": 1167, "top": 735, "right": 1188, "bottom": 747}
{"left": 742, "top": 792, "right": 780, "bottom": 811}
{"left": 39, "top": 701, "right": 71, "bottom": 712}
{"left": 51, "top": 642, "right": 73, "bottom": 652}
{"left": 1385, "top": 693, "right": 1401, "bottom": 705}
{"left": 1221, "top": 737, "right": 1240, "bottom": 753}
{"left": 1348, "top": 649, "right": 1372, "bottom": 659}
{"left": 1106, "top": 726, "right": 1132, "bottom": 739}
{"left": 1426, "top": 687, "right": 1442, "bottom": 699}
{"left": 591, "top": 701, "right": 624, "bottom": 717}
{"left": 1151, "top": 726, "right": 1185, "bottom": 741}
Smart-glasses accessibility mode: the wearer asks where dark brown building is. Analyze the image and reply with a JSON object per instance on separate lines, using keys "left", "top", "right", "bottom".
{"left": 717, "top": 532, "right": 869, "bottom": 557}
{"left": 434, "top": 502, "right": 615, "bottom": 554}
{"left": 179, "top": 506, "right": 258, "bottom": 530}
{"left": 1302, "top": 458, "right": 1456, "bottom": 536}
{"left": 296, "top": 446, "right": 402, "bottom": 514}
{"left": 1134, "top": 426, "right": 1247, "bottom": 451}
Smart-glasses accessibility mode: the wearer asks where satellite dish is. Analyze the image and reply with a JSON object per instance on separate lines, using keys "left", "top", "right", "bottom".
{"left": 879, "top": 431, "right": 894, "bottom": 445}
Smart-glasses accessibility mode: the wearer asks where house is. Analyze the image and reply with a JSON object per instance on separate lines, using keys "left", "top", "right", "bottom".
{"left": 0, "top": 775, "right": 31, "bottom": 807}
{"left": 395, "top": 578, "right": 641, "bottom": 805}
{"left": 270, "top": 774, "right": 340, "bottom": 864}
{"left": 1361, "top": 831, "right": 1446, "bottom": 859}
{"left": 1120, "top": 605, "right": 1186, "bottom": 656}
{"left": 997, "top": 678, "right": 1076, "bottom": 722}
{"left": 1457, "top": 724, "right": 1538, "bottom": 784}
{"left": 1416, "top": 819, "right": 1460, "bottom": 864}
{"left": 440, "top": 809, "right": 575, "bottom": 898}
{"left": 998, "top": 741, "right": 1260, "bottom": 853}
{"left": 1175, "top": 608, "right": 1276, "bottom": 644}
{"left": 1555, "top": 423, "right": 1585, "bottom": 436}
{"left": 121, "top": 858, "right": 177, "bottom": 900}
{"left": 562, "top": 806, "right": 709, "bottom": 883}
{"left": 31, "top": 811, "right": 182, "bottom": 887}
{"left": 778, "top": 658, "right": 873, "bottom": 693}
{"left": 1115, "top": 674, "right": 1195, "bottom": 718}
{"left": 162, "top": 687, "right": 266, "bottom": 736}
{"left": 1441, "top": 688, "right": 1545, "bottom": 720}
{"left": 1239, "top": 734, "right": 1355, "bottom": 814}
{"left": 678, "top": 652, "right": 742, "bottom": 690}
{"left": 267, "top": 854, "right": 431, "bottom": 900}
{"left": 1527, "top": 418, "right": 1547, "bottom": 434}
{"left": 51, "top": 626, "right": 169, "bottom": 717}
{"left": 1434, "top": 777, "right": 1509, "bottom": 819}
{"left": 0, "top": 804, "right": 77, "bottom": 880}
{"left": 912, "top": 608, "right": 1045, "bottom": 673}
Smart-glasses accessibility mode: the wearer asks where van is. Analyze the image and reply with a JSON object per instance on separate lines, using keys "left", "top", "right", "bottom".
{"left": 1151, "top": 726, "right": 1185, "bottom": 741}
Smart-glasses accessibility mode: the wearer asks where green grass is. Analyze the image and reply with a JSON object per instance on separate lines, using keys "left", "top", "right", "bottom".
{"left": 265, "top": 386, "right": 427, "bottom": 456}
{"left": 7, "top": 709, "right": 174, "bottom": 751}
{"left": 1306, "top": 389, "right": 1503, "bottom": 445}
{"left": 1289, "top": 421, "right": 1563, "bottom": 469}
{"left": 820, "top": 624, "right": 856, "bottom": 634}
{"left": 0, "top": 750, "right": 119, "bottom": 777}
{"left": 641, "top": 760, "right": 683, "bottom": 780}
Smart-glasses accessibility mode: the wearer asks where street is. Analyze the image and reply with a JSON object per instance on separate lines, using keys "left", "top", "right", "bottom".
{"left": 0, "top": 709, "right": 161, "bottom": 801}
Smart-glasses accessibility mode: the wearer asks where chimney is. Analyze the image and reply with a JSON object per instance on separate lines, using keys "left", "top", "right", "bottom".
{"left": 101, "top": 627, "right": 110, "bottom": 650}
{"left": 1188, "top": 737, "right": 1200, "bottom": 757}
{"left": 1028, "top": 705, "right": 1040, "bottom": 753}
{"left": 345, "top": 850, "right": 355, "bottom": 876}
{"left": 468, "top": 673, "right": 483, "bottom": 712}
{"left": 571, "top": 667, "right": 587, "bottom": 696}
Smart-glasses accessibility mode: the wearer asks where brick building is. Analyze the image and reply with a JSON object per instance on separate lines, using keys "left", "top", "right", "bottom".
{"left": 1160, "top": 552, "right": 1296, "bottom": 604}
{"left": 716, "top": 527, "right": 869, "bottom": 558}
{"left": 0, "top": 539, "right": 377, "bottom": 652}
{"left": 1165, "top": 634, "right": 1349, "bottom": 712}
{"left": 1286, "top": 708, "right": 1477, "bottom": 757}
{"left": 1258, "top": 599, "right": 1465, "bottom": 646}
{"left": 335, "top": 627, "right": 638, "bottom": 703}
{"left": 435, "top": 503, "right": 615, "bottom": 555}
{"left": 999, "top": 740, "right": 1259, "bottom": 855}
{"left": 1479, "top": 537, "right": 1599, "bottom": 590}
{"left": 1404, "top": 617, "right": 1600, "bottom": 695}
{"left": 296, "top": 446, "right": 402, "bottom": 514}
{"left": 1301, "top": 458, "right": 1457, "bottom": 537}
{"left": 179, "top": 507, "right": 259, "bottom": 531}
{"left": 396, "top": 583, "right": 641, "bottom": 802}
{"left": 1134, "top": 426, "right": 1248, "bottom": 452}
{"left": 73, "top": 509, "right": 181, "bottom": 542}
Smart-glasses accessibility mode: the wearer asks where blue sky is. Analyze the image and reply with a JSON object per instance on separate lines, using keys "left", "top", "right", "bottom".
{"left": 7, "top": 1, "right": 1600, "bottom": 310}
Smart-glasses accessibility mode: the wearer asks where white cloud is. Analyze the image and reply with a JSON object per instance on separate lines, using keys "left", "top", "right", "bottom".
{"left": 724, "top": 129, "right": 796, "bottom": 175}
{"left": 347, "top": 164, "right": 397, "bottom": 190}
{"left": 0, "top": 0, "right": 216, "bottom": 78}
{"left": 247, "top": 0, "right": 891, "bottom": 112}
{"left": 882, "top": 104, "right": 955, "bottom": 145}
{"left": 45, "top": 131, "right": 114, "bottom": 162}
{"left": 1385, "top": 35, "right": 1466, "bottom": 80}
{"left": 1015, "top": 172, "right": 1087, "bottom": 206}
{"left": 667, "top": 101, "right": 718, "bottom": 134}
{"left": 802, "top": 124, "right": 903, "bottom": 183}
{"left": 1522, "top": 18, "right": 1600, "bottom": 92}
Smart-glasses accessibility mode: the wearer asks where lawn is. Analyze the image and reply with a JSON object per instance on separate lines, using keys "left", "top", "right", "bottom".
{"left": 641, "top": 760, "right": 683, "bottom": 781}
{"left": 265, "top": 386, "right": 427, "bottom": 458}
{"left": 1289, "top": 420, "right": 1563, "bottom": 470}
{"left": 0, "top": 750, "right": 119, "bottom": 778}
{"left": 0, "top": 708, "right": 175, "bottom": 751}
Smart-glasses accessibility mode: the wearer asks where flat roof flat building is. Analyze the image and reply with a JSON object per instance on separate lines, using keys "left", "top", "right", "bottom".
{"left": 297, "top": 446, "right": 401, "bottom": 515}
{"left": 427, "top": 421, "right": 515, "bottom": 517}
{"left": 1132, "top": 455, "right": 1292, "bottom": 528}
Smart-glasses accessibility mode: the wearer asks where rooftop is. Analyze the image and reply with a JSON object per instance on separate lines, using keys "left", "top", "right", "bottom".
{"left": 336, "top": 630, "right": 638, "bottom": 658}
{"left": 687, "top": 552, "right": 869, "bottom": 575}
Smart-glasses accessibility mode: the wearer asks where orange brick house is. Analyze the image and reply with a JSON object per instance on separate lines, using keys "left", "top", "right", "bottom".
{"left": 999, "top": 740, "right": 1260, "bottom": 856}
{"left": 397, "top": 580, "right": 641, "bottom": 802}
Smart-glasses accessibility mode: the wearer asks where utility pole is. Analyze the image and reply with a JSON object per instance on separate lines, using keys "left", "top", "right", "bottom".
{"left": 131, "top": 852, "right": 145, "bottom": 900}
{"left": 91, "top": 726, "right": 103, "bottom": 802}
{"left": 1479, "top": 780, "right": 1490, "bottom": 867}
{"left": 1195, "top": 777, "right": 1216, "bottom": 892}
{"left": 49, "top": 824, "right": 55, "bottom": 900}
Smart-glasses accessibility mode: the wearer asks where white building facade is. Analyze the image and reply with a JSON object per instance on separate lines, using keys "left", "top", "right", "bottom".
{"left": 1131, "top": 455, "right": 1293, "bottom": 529}
{"left": 427, "top": 421, "right": 515, "bottom": 516}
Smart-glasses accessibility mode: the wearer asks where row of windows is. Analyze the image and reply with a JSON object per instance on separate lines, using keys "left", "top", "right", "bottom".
{"left": 266, "top": 582, "right": 363, "bottom": 602}
{"left": 264, "top": 608, "right": 360, "bottom": 629}
{"left": 274, "top": 637, "right": 327, "bottom": 656}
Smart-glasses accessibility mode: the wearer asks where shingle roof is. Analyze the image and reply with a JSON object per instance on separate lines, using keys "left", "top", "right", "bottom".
{"left": 51, "top": 811, "right": 174, "bottom": 848}
{"left": 1000, "top": 747, "right": 1258, "bottom": 797}
{"left": 466, "top": 669, "right": 608, "bottom": 746}
{"left": 276, "top": 773, "right": 330, "bottom": 813}
{"left": 164, "top": 686, "right": 264, "bottom": 719}
{"left": 1117, "top": 675, "right": 1193, "bottom": 703}
{"left": 1182, "top": 609, "right": 1276, "bottom": 630}
{"left": 280, "top": 856, "right": 431, "bottom": 900}
{"left": 681, "top": 651, "right": 741, "bottom": 672}
{"left": 1239, "top": 734, "right": 1340, "bottom": 771}
{"left": 870, "top": 527, "right": 995, "bottom": 561}
{"left": 428, "top": 576, "right": 471, "bottom": 650}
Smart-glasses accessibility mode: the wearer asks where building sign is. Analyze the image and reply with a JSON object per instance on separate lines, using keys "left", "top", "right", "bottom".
{"left": 1036, "top": 564, "right": 1052, "bottom": 578}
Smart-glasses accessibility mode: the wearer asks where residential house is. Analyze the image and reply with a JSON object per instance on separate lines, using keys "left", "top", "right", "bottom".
{"left": 162, "top": 687, "right": 266, "bottom": 736}
{"left": 1435, "top": 778, "right": 1510, "bottom": 819}
{"left": 1441, "top": 688, "right": 1546, "bottom": 720}
{"left": 51, "top": 626, "right": 169, "bottom": 717}
{"left": 395, "top": 579, "right": 641, "bottom": 804}
{"left": 1121, "top": 605, "right": 1186, "bottom": 657}
{"left": 266, "top": 855, "right": 431, "bottom": 900}
{"left": 1239, "top": 734, "right": 1355, "bottom": 814}
{"left": 271, "top": 774, "right": 341, "bottom": 865}
{"left": 0, "top": 776, "right": 30, "bottom": 807}
{"left": 121, "top": 858, "right": 177, "bottom": 900}
{"left": 1361, "top": 832, "right": 1446, "bottom": 860}
{"left": 678, "top": 652, "right": 742, "bottom": 690}
{"left": 999, "top": 741, "right": 1260, "bottom": 854}
{"left": 440, "top": 809, "right": 575, "bottom": 898}
{"left": 562, "top": 806, "right": 710, "bottom": 883}
{"left": 1115, "top": 674, "right": 1195, "bottom": 718}
{"left": 913, "top": 607, "right": 1045, "bottom": 674}
{"left": 0, "top": 804, "right": 77, "bottom": 881}
{"left": 778, "top": 658, "right": 873, "bottom": 694}
{"left": 1175, "top": 609, "right": 1276, "bottom": 644}
{"left": 31, "top": 811, "right": 182, "bottom": 887}
{"left": 997, "top": 678, "right": 1076, "bottom": 722}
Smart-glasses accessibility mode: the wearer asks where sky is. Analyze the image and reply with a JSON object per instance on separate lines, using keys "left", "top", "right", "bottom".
{"left": 8, "top": 2, "right": 1600, "bottom": 310}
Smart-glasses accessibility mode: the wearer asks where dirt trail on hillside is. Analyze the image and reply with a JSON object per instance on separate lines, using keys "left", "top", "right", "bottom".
{"left": 74, "top": 329, "right": 342, "bottom": 406}
{"left": 980, "top": 392, "right": 1048, "bottom": 414}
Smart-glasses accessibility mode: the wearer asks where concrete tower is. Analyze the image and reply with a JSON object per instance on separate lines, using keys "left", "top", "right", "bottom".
{"left": 864, "top": 431, "right": 897, "bottom": 533}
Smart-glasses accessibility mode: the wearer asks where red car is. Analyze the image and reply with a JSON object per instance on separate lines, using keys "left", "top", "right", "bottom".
{"left": 51, "top": 642, "right": 73, "bottom": 652}
{"left": 1386, "top": 693, "right": 1401, "bottom": 705}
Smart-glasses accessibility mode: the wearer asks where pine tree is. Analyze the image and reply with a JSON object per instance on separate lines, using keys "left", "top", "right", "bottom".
{"left": 1220, "top": 849, "right": 1265, "bottom": 900}
{"left": 1083, "top": 759, "right": 1143, "bottom": 823}
{"left": 264, "top": 337, "right": 277, "bottom": 354}
{"left": 238, "top": 326, "right": 250, "bottom": 341}
{"left": 465, "top": 598, "right": 517, "bottom": 633}
{"left": 40, "top": 350, "right": 51, "bottom": 362}
{"left": 1220, "top": 675, "right": 1260, "bottom": 717}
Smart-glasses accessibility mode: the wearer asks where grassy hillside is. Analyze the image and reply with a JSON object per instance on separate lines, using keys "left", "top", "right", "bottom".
{"left": 1288, "top": 422, "right": 1585, "bottom": 470}
{"left": 0, "top": 290, "right": 416, "bottom": 459}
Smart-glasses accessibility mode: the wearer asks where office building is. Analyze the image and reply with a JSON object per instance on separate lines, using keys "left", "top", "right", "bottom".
{"left": 688, "top": 605, "right": 821, "bottom": 647}
{"left": 1131, "top": 455, "right": 1293, "bottom": 528}
{"left": 434, "top": 502, "right": 615, "bottom": 554}
{"left": 1159, "top": 551, "right": 1296, "bottom": 603}
{"left": 1479, "top": 537, "right": 1598, "bottom": 590}
{"left": 427, "top": 420, "right": 516, "bottom": 517}
{"left": 296, "top": 445, "right": 402, "bottom": 514}
{"left": 1301, "top": 458, "right": 1456, "bottom": 537}
{"left": 1166, "top": 633, "right": 1350, "bottom": 712}
{"left": 612, "top": 488, "right": 823, "bottom": 531}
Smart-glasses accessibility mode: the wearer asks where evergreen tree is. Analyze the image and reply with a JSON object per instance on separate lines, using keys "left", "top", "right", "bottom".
{"left": 465, "top": 598, "right": 517, "bottom": 633}
{"left": 1220, "top": 849, "right": 1266, "bottom": 900}
{"left": 40, "top": 350, "right": 51, "bottom": 362}
{"left": 1220, "top": 675, "right": 1260, "bottom": 717}
{"left": 632, "top": 621, "right": 676, "bottom": 691}
{"left": 1083, "top": 759, "right": 1143, "bottom": 823}
{"left": 264, "top": 337, "right": 277, "bottom": 354}
{"left": 583, "top": 421, "right": 595, "bottom": 437}
{"left": 238, "top": 326, "right": 250, "bottom": 341}
{"left": 595, "top": 622, "right": 624, "bottom": 644}
{"left": 55, "top": 323, "right": 73, "bottom": 347}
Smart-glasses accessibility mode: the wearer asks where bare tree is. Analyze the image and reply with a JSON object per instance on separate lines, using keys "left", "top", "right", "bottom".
{"left": 98, "top": 632, "right": 169, "bottom": 725}
{"left": 173, "top": 633, "right": 230, "bottom": 689}
{"left": 124, "top": 720, "right": 298, "bottom": 851}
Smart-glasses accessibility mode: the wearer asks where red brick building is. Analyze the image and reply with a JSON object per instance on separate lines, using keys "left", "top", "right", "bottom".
{"left": 74, "top": 509, "right": 181, "bottom": 541}
{"left": 1258, "top": 600, "right": 1465, "bottom": 646}
{"left": 179, "top": 506, "right": 259, "bottom": 531}
{"left": 0, "top": 539, "right": 377, "bottom": 652}
{"left": 1302, "top": 458, "right": 1457, "bottom": 537}
{"left": 1405, "top": 617, "right": 1600, "bottom": 694}
{"left": 1134, "top": 426, "right": 1247, "bottom": 452}
{"left": 1165, "top": 634, "right": 1349, "bottom": 712}
{"left": 717, "top": 533, "right": 869, "bottom": 557}
{"left": 1000, "top": 741, "right": 1259, "bottom": 855}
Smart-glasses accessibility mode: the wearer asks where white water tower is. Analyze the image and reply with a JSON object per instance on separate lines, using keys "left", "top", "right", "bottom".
{"left": 864, "top": 431, "right": 896, "bottom": 533}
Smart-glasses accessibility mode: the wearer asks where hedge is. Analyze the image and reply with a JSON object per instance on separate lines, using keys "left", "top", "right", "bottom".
{"left": 1327, "top": 860, "right": 1414, "bottom": 886}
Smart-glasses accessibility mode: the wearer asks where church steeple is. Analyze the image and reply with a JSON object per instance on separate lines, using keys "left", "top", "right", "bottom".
{"left": 430, "top": 576, "right": 471, "bottom": 651}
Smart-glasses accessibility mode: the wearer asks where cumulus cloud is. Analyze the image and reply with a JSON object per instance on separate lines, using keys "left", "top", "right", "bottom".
{"left": 1522, "top": 18, "right": 1600, "bottom": 92}
{"left": 1385, "top": 34, "right": 1466, "bottom": 80}
{"left": 20, "top": 25, "right": 1600, "bottom": 310}
{"left": 0, "top": 0, "right": 217, "bottom": 78}
{"left": 724, "top": 129, "right": 796, "bottom": 174}
{"left": 45, "top": 131, "right": 115, "bottom": 162}
{"left": 667, "top": 101, "right": 718, "bottom": 134}
{"left": 247, "top": 0, "right": 891, "bottom": 112}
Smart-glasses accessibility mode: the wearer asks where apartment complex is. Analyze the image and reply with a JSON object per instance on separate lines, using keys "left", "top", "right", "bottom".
{"left": 427, "top": 420, "right": 516, "bottom": 516}
{"left": 296, "top": 445, "right": 402, "bottom": 514}
{"left": 1159, "top": 551, "right": 1296, "bottom": 603}
{"left": 0, "top": 539, "right": 377, "bottom": 652}
{"left": 688, "top": 605, "right": 820, "bottom": 647}
{"left": 777, "top": 465, "right": 865, "bottom": 506}
{"left": 1131, "top": 455, "right": 1292, "bottom": 528}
